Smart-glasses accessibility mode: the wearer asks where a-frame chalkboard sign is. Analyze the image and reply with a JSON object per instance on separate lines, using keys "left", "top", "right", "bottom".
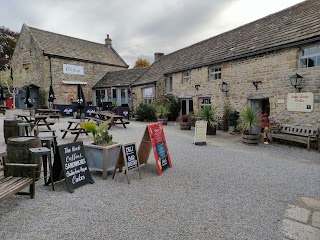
{"left": 114, "top": 142, "right": 141, "bottom": 184}
{"left": 138, "top": 122, "right": 172, "bottom": 175}
{"left": 57, "top": 141, "right": 94, "bottom": 193}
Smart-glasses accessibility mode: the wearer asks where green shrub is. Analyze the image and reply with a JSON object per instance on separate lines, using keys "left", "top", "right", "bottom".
{"left": 136, "top": 102, "right": 156, "bottom": 121}
{"left": 167, "top": 95, "right": 181, "bottom": 121}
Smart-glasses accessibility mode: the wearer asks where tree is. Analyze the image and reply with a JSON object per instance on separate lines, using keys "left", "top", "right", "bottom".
{"left": 0, "top": 26, "right": 19, "bottom": 70}
{"left": 133, "top": 58, "right": 150, "bottom": 69}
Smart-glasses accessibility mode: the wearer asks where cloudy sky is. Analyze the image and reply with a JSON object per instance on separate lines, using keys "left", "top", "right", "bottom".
{"left": 2, "top": 0, "right": 304, "bottom": 68}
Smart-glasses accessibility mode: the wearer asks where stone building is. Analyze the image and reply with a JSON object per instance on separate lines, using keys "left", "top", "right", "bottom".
{"left": 11, "top": 24, "right": 128, "bottom": 108}
{"left": 131, "top": 0, "right": 320, "bottom": 127}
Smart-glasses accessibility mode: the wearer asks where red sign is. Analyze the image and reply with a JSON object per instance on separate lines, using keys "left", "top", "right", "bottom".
{"left": 147, "top": 122, "right": 172, "bottom": 175}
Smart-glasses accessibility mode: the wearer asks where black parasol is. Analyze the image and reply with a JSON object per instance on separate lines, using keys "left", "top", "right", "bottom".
{"left": 24, "top": 86, "right": 33, "bottom": 108}
{"left": 96, "top": 91, "right": 102, "bottom": 109}
{"left": 0, "top": 86, "right": 5, "bottom": 101}
{"left": 48, "top": 85, "right": 56, "bottom": 102}
{"left": 77, "top": 84, "right": 86, "bottom": 109}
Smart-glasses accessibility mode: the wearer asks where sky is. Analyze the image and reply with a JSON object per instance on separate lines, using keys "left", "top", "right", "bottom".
{"left": 1, "top": 0, "right": 304, "bottom": 68}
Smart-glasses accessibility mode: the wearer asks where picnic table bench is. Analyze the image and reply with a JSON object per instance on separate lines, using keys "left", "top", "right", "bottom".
{"left": 270, "top": 124, "right": 319, "bottom": 150}
{"left": 0, "top": 152, "right": 38, "bottom": 202}
{"left": 60, "top": 120, "right": 89, "bottom": 142}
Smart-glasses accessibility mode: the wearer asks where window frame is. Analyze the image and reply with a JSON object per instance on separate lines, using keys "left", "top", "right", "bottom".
{"left": 208, "top": 66, "right": 222, "bottom": 81}
{"left": 166, "top": 76, "right": 173, "bottom": 93}
{"left": 299, "top": 44, "right": 320, "bottom": 68}
{"left": 199, "top": 97, "right": 212, "bottom": 109}
{"left": 142, "top": 86, "right": 155, "bottom": 104}
{"left": 182, "top": 71, "right": 190, "bottom": 85}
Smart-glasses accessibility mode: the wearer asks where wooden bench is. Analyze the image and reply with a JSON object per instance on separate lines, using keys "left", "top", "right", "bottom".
{"left": 271, "top": 124, "right": 319, "bottom": 150}
{"left": 0, "top": 153, "right": 38, "bottom": 202}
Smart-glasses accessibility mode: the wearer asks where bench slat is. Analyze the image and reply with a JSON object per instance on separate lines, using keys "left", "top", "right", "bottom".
{"left": 0, "top": 178, "right": 33, "bottom": 202}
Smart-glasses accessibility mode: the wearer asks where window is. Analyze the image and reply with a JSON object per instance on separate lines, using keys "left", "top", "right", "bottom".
{"left": 142, "top": 87, "right": 155, "bottom": 104}
{"left": 209, "top": 66, "right": 221, "bottom": 81}
{"left": 166, "top": 76, "right": 173, "bottom": 93}
{"left": 300, "top": 45, "right": 320, "bottom": 68}
{"left": 199, "top": 98, "right": 211, "bottom": 109}
{"left": 183, "top": 71, "right": 190, "bottom": 84}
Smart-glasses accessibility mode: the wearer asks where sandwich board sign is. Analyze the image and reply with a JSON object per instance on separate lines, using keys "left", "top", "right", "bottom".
{"left": 138, "top": 122, "right": 172, "bottom": 175}
{"left": 194, "top": 120, "right": 207, "bottom": 145}
{"left": 57, "top": 141, "right": 94, "bottom": 193}
{"left": 121, "top": 142, "right": 141, "bottom": 183}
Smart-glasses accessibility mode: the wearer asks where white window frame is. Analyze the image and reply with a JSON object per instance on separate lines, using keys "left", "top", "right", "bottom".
{"left": 166, "top": 76, "right": 173, "bottom": 93}
{"left": 209, "top": 66, "right": 221, "bottom": 81}
{"left": 142, "top": 86, "right": 155, "bottom": 104}
{"left": 199, "top": 97, "right": 211, "bottom": 109}
{"left": 183, "top": 71, "right": 190, "bottom": 85}
{"left": 299, "top": 44, "right": 320, "bottom": 68}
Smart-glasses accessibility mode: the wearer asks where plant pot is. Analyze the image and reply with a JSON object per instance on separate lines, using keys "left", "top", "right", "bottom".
{"left": 242, "top": 133, "right": 260, "bottom": 144}
{"left": 84, "top": 143, "right": 122, "bottom": 179}
{"left": 180, "top": 121, "right": 191, "bottom": 130}
{"left": 206, "top": 125, "right": 217, "bottom": 135}
{"left": 157, "top": 117, "right": 168, "bottom": 125}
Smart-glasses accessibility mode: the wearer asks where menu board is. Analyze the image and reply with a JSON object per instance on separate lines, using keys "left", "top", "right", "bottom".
{"left": 194, "top": 120, "right": 207, "bottom": 145}
{"left": 148, "top": 122, "right": 172, "bottom": 175}
{"left": 122, "top": 142, "right": 141, "bottom": 183}
{"left": 58, "top": 141, "right": 94, "bottom": 193}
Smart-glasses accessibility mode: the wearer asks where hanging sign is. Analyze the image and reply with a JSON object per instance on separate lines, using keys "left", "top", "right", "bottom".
{"left": 58, "top": 141, "right": 94, "bottom": 193}
{"left": 137, "top": 122, "right": 172, "bottom": 175}
{"left": 194, "top": 120, "right": 207, "bottom": 145}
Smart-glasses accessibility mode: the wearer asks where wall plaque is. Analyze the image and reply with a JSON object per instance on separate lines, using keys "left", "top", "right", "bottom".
{"left": 63, "top": 64, "right": 84, "bottom": 75}
{"left": 287, "top": 92, "right": 314, "bottom": 112}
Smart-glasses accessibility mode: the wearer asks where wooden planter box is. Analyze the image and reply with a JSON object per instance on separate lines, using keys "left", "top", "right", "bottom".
{"left": 180, "top": 121, "right": 191, "bottom": 130}
{"left": 84, "top": 143, "right": 122, "bottom": 179}
{"left": 242, "top": 133, "right": 260, "bottom": 144}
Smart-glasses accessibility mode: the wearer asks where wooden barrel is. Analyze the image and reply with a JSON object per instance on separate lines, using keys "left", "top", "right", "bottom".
{"left": 180, "top": 122, "right": 191, "bottom": 130}
{"left": 6, "top": 137, "right": 42, "bottom": 180}
{"left": 242, "top": 134, "right": 260, "bottom": 144}
{"left": 4, "top": 119, "right": 22, "bottom": 144}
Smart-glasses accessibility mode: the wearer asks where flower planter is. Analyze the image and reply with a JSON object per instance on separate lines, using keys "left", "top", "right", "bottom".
{"left": 206, "top": 125, "right": 217, "bottom": 135}
{"left": 242, "top": 133, "right": 260, "bottom": 144}
{"left": 84, "top": 143, "right": 122, "bottom": 179}
{"left": 180, "top": 121, "right": 191, "bottom": 130}
{"left": 157, "top": 117, "right": 168, "bottom": 125}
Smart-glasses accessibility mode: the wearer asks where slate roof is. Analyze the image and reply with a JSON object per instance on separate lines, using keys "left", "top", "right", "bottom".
{"left": 133, "top": 0, "right": 320, "bottom": 86}
{"left": 93, "top": 68, "right": 147, "bottom": 88}
{"left": 24, "top": 24, "right": 128, "bottom": 68}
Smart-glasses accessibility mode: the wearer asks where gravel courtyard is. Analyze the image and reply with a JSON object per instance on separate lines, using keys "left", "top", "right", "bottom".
{"left": 0, "top": 113, "right": 319, "bottom": 239}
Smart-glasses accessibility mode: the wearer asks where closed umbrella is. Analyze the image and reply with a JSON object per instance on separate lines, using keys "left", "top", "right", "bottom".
{"left": 96, "top": 91, "right": 102, "bottom": 110}
{"left": 0, "top": 86, "right": 5, "bottom": 105}
{"left": 24, "top": 86, "right": 33, "bottom": 115}
{"left": 77, "top": 84, "right": 86, "bottom": 120}
{"left": 48, "top": 85, "right": 56, "bottom": 109}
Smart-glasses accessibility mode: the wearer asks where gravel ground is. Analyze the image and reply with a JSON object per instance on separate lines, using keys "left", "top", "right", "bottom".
{"left": 0, "top": 113, "right": 319, "bottom": 240}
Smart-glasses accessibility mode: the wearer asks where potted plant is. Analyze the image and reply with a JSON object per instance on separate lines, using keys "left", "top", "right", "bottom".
{"left": 81, "top": 120, "right": 122, "bottom": 179}
{"left": 239, "top": 107, "right": 261, "bottom": 144}
{"left": 257, "top": 113, "right": 278, "bottom": 144}
{"left": 180, "top": 115, "right": 191, "bottom": 130}
{"left": 200, "top": 106, "right": 217, "bottom": 135}
{"left": 155, "top": 104, "right": 170, "bottom": 125}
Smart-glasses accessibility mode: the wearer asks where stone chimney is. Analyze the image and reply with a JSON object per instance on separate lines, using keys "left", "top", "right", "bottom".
{"left": 154, "top": 52, "right": 164, "bottom": 62}
{"left": 105, "top": 34, "right": 112, "bottom": 48}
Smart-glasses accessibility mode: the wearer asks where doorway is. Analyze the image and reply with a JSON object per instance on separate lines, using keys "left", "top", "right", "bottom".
{"left": 248, "top": 98, "right": 270, "bottom": 134}
{"left": 181, "top": 99, "right": 193, "bottom": 115}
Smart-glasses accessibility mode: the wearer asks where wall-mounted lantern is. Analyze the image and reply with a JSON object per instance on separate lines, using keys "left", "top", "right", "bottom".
{"left": 219, "top": 81, "right": 229, "bottom": 96}
{"left": 289, "top": 73, "right": 303, "bottom": 92}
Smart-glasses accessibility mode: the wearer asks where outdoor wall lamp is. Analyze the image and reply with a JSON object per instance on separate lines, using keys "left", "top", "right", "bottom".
{"left": 219, "top": 81, "right": 229, "bottom": 96}
{"left": 290, "top": 73, "right": 303, "bottom": 92}
{"left": 195, "top": 84, "right": 200, "bottom": 91}
{"left": 252, "top": 81, "right": 262, "bottom": 90}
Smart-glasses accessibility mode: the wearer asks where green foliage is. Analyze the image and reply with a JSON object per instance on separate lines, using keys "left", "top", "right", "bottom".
{"left": 167, "top": 95, "right": 181, "bottom": 121}
{"left": 136, "top": 102, "right": 156, "bottom": 121}
{"left": 81, "top": 120, "right": 112, "bottom": 145}
{"left": 222, "top": 100, "right": 232, "bottom": 131}
{"left": 200, "top": 106, "right": 217, "bottom": 127}
{"left": 239, "top": 107, "right": 260, "bottom": 134}
{"left": 0, "top": 26, "right": 19, "bottom": 70}
{"left": 155, "top": 104, "right": 170, "bottom": 118}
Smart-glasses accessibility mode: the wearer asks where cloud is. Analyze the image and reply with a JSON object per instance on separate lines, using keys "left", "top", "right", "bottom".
{"left": 2, "top": 0, "right": 304, "bottom": 67}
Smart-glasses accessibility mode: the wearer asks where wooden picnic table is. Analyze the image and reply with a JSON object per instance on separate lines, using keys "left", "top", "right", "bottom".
{"left": 35, "top": 109, "right": 60, "bottom": 115}
{"left": 96, "top": 111, "right": 129, "bottom": 130}
{"left": 15, "top": 114, "right": 55, "bottom": 132}
{"left": 60, "top": 119, "right": 89, "bottom": 142}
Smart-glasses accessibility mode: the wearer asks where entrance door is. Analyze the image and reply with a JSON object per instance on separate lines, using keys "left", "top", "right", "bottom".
{"left": 248, "top": 98, "right": 270, "bottom": 134}
{"left": 181, "top": 99, "right": 193, "bottom": 115}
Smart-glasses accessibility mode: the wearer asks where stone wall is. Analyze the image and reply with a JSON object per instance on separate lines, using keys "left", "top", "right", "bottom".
{"left": 11, "top": 26, "right": 126, "bottom": 105}
{"left": 132, "top": 45, "right": 320, "bottom": 127}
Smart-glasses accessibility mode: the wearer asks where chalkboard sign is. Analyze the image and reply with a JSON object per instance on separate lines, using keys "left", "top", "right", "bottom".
{"left": 58, "top": 141, "right": 94, "bottom": 193}
{"left": 122, "top": 142, "right": 141, "bottom": 183}
{"left": 148, "top": 122, "right": 172, "bottom": 175}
